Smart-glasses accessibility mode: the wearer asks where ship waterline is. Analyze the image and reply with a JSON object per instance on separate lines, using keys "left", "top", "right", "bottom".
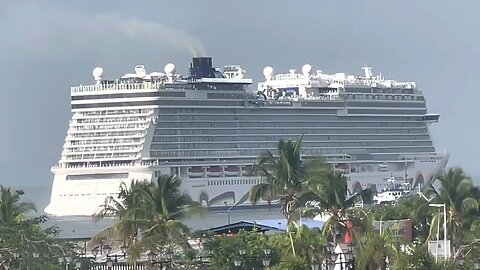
{"left": 45, "top": 57, "right": 448, "bottom": 216}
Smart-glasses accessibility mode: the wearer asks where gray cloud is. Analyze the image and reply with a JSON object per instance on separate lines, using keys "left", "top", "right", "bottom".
{"left": 1, "top": 3, "right": 206, "bottom": 57}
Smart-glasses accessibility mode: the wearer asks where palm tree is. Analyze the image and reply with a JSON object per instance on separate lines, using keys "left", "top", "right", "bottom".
{"left": 270, "top": 225, "right": 327, "bottom": 264}
{"left": 94, "top": 175, "right": 201, "bottom": 257}
{"left": 94, "top": 180, "right": 153, "bottom": 244}
{"left": 249, "top": 137, "right": 330, "bottom": 224}
{"left": 393, "top": 244, "right": 445, "bottom": 270}
{"left": 301, "top": 171, "right": 369, "bottom": 246}
{"left": 356, "top": 222, "right": 405, "bottom": 270}
{"left": 426, "top": 167, "right": 479, "bottom": 252}
{"left": 0, "top": 187, "right": 69, "bottom": 269}
{"left": 0, "top": 186, "right": 36, "bottom": 225}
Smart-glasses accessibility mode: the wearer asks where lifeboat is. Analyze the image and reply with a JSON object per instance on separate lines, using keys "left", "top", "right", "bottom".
{"left": 224, "top": 166, "right": 240, "bottom": 176}
{"left": 206, "top": 166, "right": 222, "bottom": 177}
{"left": 188, "top": 167, "right": 204, "bottom": 178}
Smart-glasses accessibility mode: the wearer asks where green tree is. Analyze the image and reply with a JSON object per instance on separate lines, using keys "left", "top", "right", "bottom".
{"left": 373, "top": 196, "right": 432, "bottom": 243}
{"left": 302, "top": 171, "right": 368, "bottom": 246}
{"left": 269, "top": 255, "right": 309, "bottom": 270}
{"left": 94, "top": 175, "right": 202, "bottom": 259}
{"left": 0, "top": 186, "right": 36, "bottom": 224}
{"left": 426, "top": 167, "right": 479, "bottom": 252}
{"left": 269, "top": 225, "right": 327, "bottom": 264}
{"left": 451, "top": 218, "right": 480, "bottom": 267}
{"left": 0, "top": 187, "right": 71, "bottom": 270}
{"left": 249, "top": 137, "right": 329, "bottom": 224}
{"left": 204, "top": 230, "right": 278, "bottom": 270}
{"left": 356, "top": 223, "right": 405, "bottom": 270}
{"left": 393, "top": 244, "right": 452, "bottom": 270}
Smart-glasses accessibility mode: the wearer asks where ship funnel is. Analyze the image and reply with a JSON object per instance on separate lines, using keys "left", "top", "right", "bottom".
{"left": 189, "top": 57, "right": 217, "bottom": 79}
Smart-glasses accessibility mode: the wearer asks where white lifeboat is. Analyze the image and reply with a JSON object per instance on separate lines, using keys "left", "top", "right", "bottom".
{"left": 188, "top": 167, "right": 204, "bottom": 178}
{"left": 224, "top": 166, "right": 240, "bottom": 176}
{"left": 206, "top": 166, "right": 222, "bottom": 177}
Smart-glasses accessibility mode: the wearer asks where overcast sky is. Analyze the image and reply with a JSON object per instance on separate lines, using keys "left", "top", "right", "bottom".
{"left": 1, "top": 1, "right": 479, "bottom": 187}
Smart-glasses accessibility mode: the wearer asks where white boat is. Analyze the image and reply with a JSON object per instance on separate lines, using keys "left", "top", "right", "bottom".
{"left": 45, "top": 57, "right": 448, "bottom": 216}
{"left": 373, "top": 177, "right": 411, "bottom": 205}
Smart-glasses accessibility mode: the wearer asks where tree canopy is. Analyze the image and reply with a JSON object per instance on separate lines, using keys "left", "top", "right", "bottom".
{"left": 94, "top": 175, "right": 202, "bottom": 260}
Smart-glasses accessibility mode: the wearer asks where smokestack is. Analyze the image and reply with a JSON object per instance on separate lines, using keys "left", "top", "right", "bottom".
{"left": 189, "top": 57, "right": 216, "bottom": 79}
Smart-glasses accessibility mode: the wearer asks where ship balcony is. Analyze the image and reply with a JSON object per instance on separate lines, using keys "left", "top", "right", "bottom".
{"left": 63, "top": 151, "right": 141, "bottom": 159}
{"left": 60, "top": 155, "right": 139, "bottom": 163}
{"left": 71, "top": 82, "right": 162, "bottom": 93}
{"left": 67, "top": 126, "right": 147, "bottom": 134}
{"left": 66, "top": 133, "right": 145, "bottom": 140}
{"left": 63, "top": 148, "right": 142, "bottom": 155}
{"left": 73, "top": 111, "right": 154, "bottom": 120}
{"left": 69, "top": 125, "right": 149, "bottom": 132}
{"left": 64, "top": 140, "right": 144, "bottom": 148}
{"left": 71, "top": 118, "right": 149, "bottom": 126}
{"left": 423, "top": 113, "right": 440, "bottom": 123}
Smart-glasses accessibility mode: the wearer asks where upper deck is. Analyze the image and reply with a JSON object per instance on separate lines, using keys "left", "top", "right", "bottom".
{"left": 259, "top": 65, "right": 416, "bottom": 90}
{"left": 257, "top": 65, "right": 419, "bottom": 102}
{"left": 72, "top": 57, "right": 252, "bottom": 95}
{"left": 70, "top": 58, "right": 424, "bottom": 107}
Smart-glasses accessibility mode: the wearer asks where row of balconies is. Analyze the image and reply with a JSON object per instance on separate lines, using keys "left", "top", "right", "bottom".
{"left": 72, "top": 117, "right": 148, "bottom": 125}
{"left": 75, "top": 109, "right": 154, "bottom": 118}
{"left": 69, "top": 123, "right": 149, "bottom": 132}
{"left": 62, "top": 152, "right": 140, "bottom": 160}
{"left": 67, "top": 131, "right": 146, "bottom": 138}
{"left": 63, "top": 145, "right": 142, "bottom": 153}
{"left": 66, "top": 138, "right": 144, "bottom": 147}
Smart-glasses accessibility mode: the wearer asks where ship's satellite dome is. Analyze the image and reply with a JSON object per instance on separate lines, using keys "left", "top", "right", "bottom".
{"left": 92, "top": 67, "right": 104, "bottom": 81}
{"left": 164, "top": 63, "right": 176, "bottom": 75}
{"left": 302, "top": 64, "right": 312, "bottom": 75}
{"left": 263, "top": 66, "right": 274, "bottom": 80}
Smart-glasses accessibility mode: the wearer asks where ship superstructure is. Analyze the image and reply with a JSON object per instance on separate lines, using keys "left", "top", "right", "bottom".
{"left": 45, "top": 57, "right": 448, "bottom": 216}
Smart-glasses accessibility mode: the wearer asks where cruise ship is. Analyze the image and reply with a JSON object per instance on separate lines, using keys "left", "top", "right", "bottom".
{"left": 45, "top": 57, "right": 448, "bottom": 216}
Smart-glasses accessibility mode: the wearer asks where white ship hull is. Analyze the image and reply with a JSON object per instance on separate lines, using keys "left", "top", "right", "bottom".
{"left": 45, "top": 152, "right": 448, "bottom": 216}
{"left": 45, "top": 165, "right": 152, "bottom": 216}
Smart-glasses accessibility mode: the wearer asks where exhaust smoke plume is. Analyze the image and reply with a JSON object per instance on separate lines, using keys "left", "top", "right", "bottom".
{"left": 120, "top": 17, "right": 207, "bottom": 57}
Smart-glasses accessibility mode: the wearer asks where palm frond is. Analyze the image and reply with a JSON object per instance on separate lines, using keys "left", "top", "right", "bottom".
{"left": 249, "top": 183, "right": 276, "bottom": 205}
{"left": 462, "top": 197, "right": 479, "bottom": 212}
